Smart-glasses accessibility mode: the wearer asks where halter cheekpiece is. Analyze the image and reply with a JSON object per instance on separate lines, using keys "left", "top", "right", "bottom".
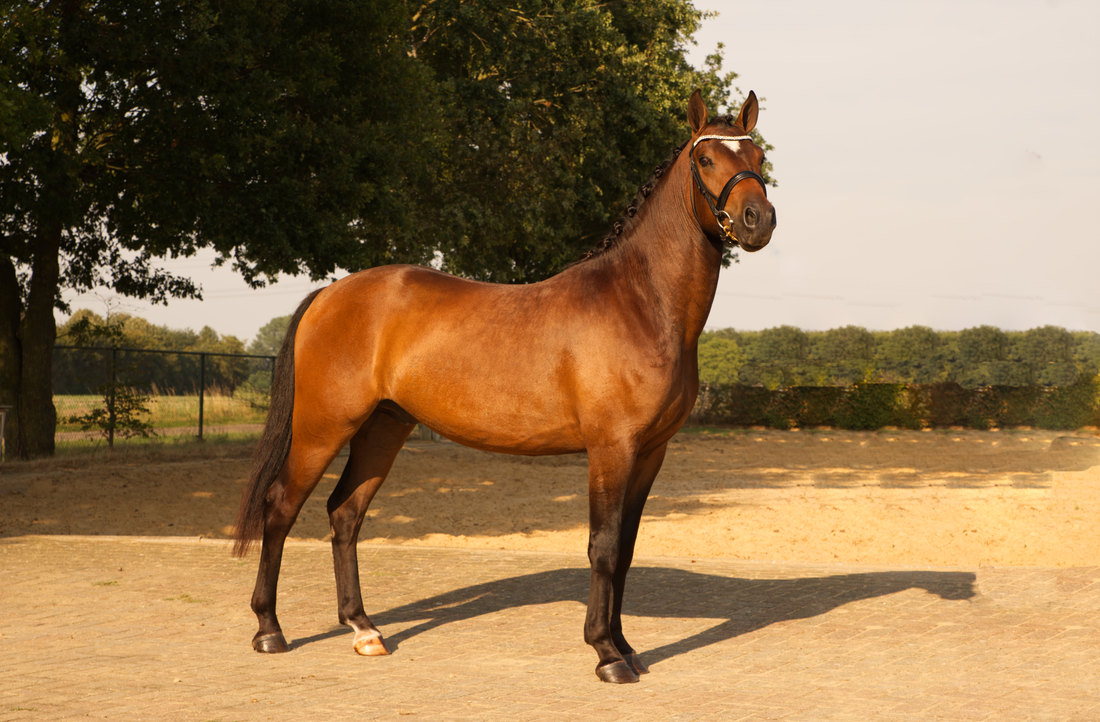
{"left": 689, "top": 134, "right": 768, "bottom": 246}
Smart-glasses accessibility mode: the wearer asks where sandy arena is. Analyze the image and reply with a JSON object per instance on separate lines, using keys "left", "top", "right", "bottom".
{"left": 2, "top": 428, "right": 1098, "bottom": 568}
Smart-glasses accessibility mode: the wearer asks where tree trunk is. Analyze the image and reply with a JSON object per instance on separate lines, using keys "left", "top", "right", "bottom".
{"left": 0, "top": 256, "right": 25, "bottom": 459}
{"left": 18, "top": 225, "right": 62, "bottom": 458}
{"left": 16, "top": 5, "right": 81, "bottom": 459}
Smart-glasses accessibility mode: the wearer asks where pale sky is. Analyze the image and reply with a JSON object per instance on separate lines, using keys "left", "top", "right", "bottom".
{"left": 60, "top": 0, "right": 1100, "bottom": 343}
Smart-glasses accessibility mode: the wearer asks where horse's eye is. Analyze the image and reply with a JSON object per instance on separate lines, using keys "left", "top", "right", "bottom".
{"left": 699, "top": 156, "right": 711, "bottom": 167}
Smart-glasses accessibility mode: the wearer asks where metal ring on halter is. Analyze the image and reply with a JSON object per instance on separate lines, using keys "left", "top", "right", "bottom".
{"left": 716, "top": 210, "right": 737, "bottom": 243}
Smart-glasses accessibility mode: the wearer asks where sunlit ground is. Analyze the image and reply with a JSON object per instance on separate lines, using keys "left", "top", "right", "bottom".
{"left": 2, "top": 428, "right": 1097, "bottom": 568}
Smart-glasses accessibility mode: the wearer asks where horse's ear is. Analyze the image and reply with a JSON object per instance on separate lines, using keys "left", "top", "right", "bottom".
{"left": 687, "top": 89, "right": 708, "bottom": 134}
{"left": 736, "top": 91, "right": 759, "bottom": 133}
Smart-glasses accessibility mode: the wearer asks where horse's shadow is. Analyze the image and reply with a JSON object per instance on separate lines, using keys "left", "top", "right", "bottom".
{"left": 293, "top": 566, "right": 976, "bottom": 665}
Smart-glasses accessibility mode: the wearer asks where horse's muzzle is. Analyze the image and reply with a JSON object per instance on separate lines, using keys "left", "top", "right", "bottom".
{"left": 735, "top": 201, "right": 776, "bottom": 252}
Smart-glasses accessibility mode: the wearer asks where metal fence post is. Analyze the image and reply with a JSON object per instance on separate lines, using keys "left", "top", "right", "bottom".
{"left": 108, "top": 346, "right": 117, "bottom": 449}
{"left": 198, "top": 352, "right": 205, "bottom": 441}
{"left": 0, "top": 405, "right": 11, "bottom": 463}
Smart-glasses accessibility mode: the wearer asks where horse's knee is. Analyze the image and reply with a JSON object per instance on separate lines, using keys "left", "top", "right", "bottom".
{"left": 327, "top": 494, "right": 358, "bottom": 527}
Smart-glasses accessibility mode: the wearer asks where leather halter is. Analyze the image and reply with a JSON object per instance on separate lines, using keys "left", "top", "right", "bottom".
{"left": 689, "top": 134, "right": 768, "bottom": 246}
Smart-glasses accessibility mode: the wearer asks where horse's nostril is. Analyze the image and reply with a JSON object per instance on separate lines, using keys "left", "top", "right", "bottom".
{"left": 744, "top": 206, "right": 759, "bottom": 228}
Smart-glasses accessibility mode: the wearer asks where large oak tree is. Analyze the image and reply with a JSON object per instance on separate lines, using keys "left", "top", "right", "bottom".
{"left": 1, "top": 0, "right": 749, "bottom": 457}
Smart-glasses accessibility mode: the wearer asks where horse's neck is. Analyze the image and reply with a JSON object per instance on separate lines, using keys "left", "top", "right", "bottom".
{"left": 609, "top": 158, "right": 722, "bottom": 349}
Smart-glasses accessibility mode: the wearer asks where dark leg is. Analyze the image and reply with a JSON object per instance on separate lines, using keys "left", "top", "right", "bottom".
{"left": 610, "top": 442, "right": 668, "bottom": 676}
{"left": 327, "top": 412, "right": 415, "bottom": 656}
{"left": 251, "top": 438, "right": 349, "bottom": 653}
{"left": 584, "top": 442, "right": 640, "bottom": 684}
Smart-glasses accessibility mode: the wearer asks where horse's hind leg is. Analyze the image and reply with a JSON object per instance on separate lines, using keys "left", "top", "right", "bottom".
{"left": 251, "top": 435, "right": 350, "bottom": 653}
{"left": 327, "top": 411, "right": 415, "bottom": 656}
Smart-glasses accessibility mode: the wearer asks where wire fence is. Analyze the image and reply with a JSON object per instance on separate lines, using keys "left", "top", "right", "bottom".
{"left": 53, "top": 345, "right": 276, "bottom": 451}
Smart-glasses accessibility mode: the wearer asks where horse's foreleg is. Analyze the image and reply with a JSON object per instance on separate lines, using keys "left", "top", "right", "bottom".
{"left": 327, "top": 412, "right": 415, "bottom": 656}
{"left": 584, "top": 442, "right": 640, "bottom": 683}
{"left": 610, "top": 442, "right": 668, "bottom": 676}
{"left": 252, "top": 440, "right": 347, "bottom": 653}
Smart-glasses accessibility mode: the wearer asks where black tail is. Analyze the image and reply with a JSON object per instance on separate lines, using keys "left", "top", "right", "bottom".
{"left": 232, "top": 289, "right": 324, "bottom": 557}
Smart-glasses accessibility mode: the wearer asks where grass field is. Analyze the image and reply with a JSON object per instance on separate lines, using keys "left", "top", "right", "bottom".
{"left": 54, "top": 389, "right": 269, "bottom": 434}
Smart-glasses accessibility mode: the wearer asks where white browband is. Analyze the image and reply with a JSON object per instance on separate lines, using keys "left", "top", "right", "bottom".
{"left": 692, "top": 134, "right": 754, "bottom": 150}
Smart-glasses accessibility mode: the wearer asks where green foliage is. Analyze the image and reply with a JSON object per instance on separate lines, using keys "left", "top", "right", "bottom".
{"left": 750, "top": 325, "right": 809, "bottom": 362}
{"left": 55, "top": 310, "right": 254, "bottom": 394}
{"left": 1018, "top": 326, "right": 1075, "bottom": 363}
{"left": 66, "top": 384, "right": 156, "bottom": 447}
{"left": 814, "top": 325, "right": 875, "bottom": 361}
{"left": 697, "top": 334, "right": 742, "bottom": 384}
{"left": 693, "top": 324, "right": 1100, "bottom": 430}
{"left": 247, "top": 316, "right": 291, "bottom": 358}
{"left": 699, "top": 324, "right": 1098, "bottom": 389}
{"left": 738, "top": 326, "right": 811, "bottom": 389}
{"left": 874, "top": 325, "right": 946, "bottom": 384}
{"left": 58, "top": 309, "right": 156, "bottom": 446}
{"left": 693, "top": 379, "right": 1099, "bottom": 431}
{"left": 242, "top": 314, "right": 290, "bottom": 392}
{"left": 1, "top": 0, "right": 433, "bottom": 290}
{"left": 243, "top": 371, "right": 273, "bottom": 394}
{"left": 410, "top": 0, "right": 753, "bottom": 280}
{"left": 878, "top": 325, "right": 941, "bottom": 360}
{"left": 1, "top": 0, "right": 753, "bottom": 290}
{"left": 958, "top": 325, "right": 1009, "bottom": 362}
{"left": 834, "top": 384, "right": 906, "bottom": 430}
{"left": 2, "top": 0, "right": 755, "bottom": 457}
{"left": 954, "top": 326, "right": 1017, "bottom": 388}
{"left": 1016, "top": 326, "right": 1078, "bottom": 387}
{"left": 1072, "top": 331, "right": 1100, "bottom": 377}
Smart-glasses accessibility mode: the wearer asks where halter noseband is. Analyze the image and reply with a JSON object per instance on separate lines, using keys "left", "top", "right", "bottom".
{"left": 689, "top": 134, "right": 768, "bottom": 246}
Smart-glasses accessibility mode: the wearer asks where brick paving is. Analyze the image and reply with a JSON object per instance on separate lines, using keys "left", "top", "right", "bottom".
{"left": 1, "top": 535, "right": 1098, "bottom": 721}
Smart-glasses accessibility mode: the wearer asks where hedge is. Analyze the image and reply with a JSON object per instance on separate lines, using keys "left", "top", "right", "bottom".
{"left": 691, "top": 377, "right": 1100, "bottom": 431}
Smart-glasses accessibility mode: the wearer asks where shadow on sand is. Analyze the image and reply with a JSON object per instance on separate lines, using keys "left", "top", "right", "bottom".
{"left": 293, "top": 566, "right": 976, "bottom": 665}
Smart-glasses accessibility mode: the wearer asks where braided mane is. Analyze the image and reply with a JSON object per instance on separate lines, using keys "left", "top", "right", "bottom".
{"left": 575, "top": 115, "right": 744, "bottom": 264}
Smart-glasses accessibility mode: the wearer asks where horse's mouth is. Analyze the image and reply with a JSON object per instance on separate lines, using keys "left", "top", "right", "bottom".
{"left": 735, "top": 236, "right": 770, "bottom": 253}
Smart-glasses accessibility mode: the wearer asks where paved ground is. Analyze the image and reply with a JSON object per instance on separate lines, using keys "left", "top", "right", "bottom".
{"left": 1, "top": 535, "right": 1098, "bottom": 721}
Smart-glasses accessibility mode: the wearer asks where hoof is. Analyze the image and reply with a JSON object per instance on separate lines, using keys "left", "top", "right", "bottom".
{"left": 253, "top": 632, "right": 289, "bottom": 654}
{"left": 627, "top": 652, "right": 650, "bottom": 675}
{"left": 353, "top": 634, "right": 390, "bottom": 657}
{"left": 596, "top": 660, "right": 640, "bottom": 684}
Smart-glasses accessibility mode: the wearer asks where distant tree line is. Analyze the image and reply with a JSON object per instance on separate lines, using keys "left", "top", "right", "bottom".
{"left": 699, "top": 325, "right": 1100, "bottom": 389}
{"left": 694, "top": 324, "right": 1100, "bottom": 430}
{"left": 53, "top": 310, "right": 267, "bottom": 395}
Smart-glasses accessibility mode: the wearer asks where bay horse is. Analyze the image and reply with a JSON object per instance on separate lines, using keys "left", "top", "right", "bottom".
{"left": 234, "top": 90, "right": 776, "bottom": 683}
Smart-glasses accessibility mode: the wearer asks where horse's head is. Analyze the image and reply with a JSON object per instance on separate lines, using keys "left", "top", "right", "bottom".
{"left": 686, "top": 90, "right": 776, "bottom": 252}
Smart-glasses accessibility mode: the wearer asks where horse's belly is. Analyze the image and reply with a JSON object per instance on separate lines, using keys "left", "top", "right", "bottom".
{"left": 391, "top": 366, "right": 585, "bottom": 456}
{"left": 405, "top": 403, "right": 585, "bottom": 456}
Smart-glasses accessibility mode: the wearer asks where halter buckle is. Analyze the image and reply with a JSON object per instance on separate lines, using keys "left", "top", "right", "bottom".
{"left": 717, "top": 211, "right": 738, "bottom": 246}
